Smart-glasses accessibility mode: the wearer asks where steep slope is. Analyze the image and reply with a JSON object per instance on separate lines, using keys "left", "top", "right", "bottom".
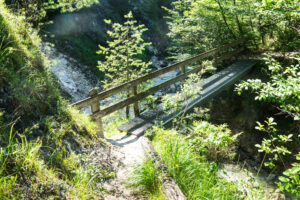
{"left": 0, "top": 2, "right": 118, "bottom": 199}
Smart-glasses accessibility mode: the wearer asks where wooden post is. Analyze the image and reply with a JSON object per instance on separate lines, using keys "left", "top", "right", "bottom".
{"left": 132, "top": 86, "right": 140, "bottom": 117}
{"left": 212, "top": 51, "right": 218, "bottom": 68}
{"left": 180, "top": 65, "right": 186, "bottom": 85}
{"left": 126, "top": 89, "right": 130, "bottom": 119}
{"left": 89, "top": 88, "right": 104, "bottom": 138}
{"left": 181, "top": 65, "right": 186, "bottom": 74}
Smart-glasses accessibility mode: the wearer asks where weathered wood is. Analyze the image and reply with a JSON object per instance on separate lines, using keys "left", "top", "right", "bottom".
{"left": 132, "top": 86, "right": 140, "bottom": 117}
{"left": 118, "top": 60, "right": 257, "bottom": 135}
{"left": 71, "top": 39, "right": 244, "bottom": 110}
{"left": 180, "top": 65, "right": 186, "bottom": 84}
{"left": 142, "top": 138, "right": 186, "bottom": 200}
{"left": 180, "top": 65, "right": 186, "bottom": 74}
{"left": 89, "top": 89, "right": 104, "bottom": 137}
{"left": 92, "top": 64, "right": 204, "bottom": 118}
{"left": 126, "top": 89, "right": 130, "bottom": 119}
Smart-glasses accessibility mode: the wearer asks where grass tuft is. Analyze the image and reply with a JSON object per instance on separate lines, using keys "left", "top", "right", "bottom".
{"left": 128, "top": 156, "right": 165, "bottom": 199}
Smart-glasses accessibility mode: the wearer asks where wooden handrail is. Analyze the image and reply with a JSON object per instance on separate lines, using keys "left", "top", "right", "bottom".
{"left": 71, "top": 39, "right": 244, "bottom": 110}
{"left": 92, "top": 64, "right": 204, "bottom": 119}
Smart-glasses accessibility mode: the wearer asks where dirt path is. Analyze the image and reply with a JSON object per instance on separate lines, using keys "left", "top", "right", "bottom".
{"left": 102, "top": 134, "right": 150, "bottom": 200}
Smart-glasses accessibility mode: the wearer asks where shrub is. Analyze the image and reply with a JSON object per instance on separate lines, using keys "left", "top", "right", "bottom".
{"left": 188, "top": 121, "right": 240, "bottom": 162}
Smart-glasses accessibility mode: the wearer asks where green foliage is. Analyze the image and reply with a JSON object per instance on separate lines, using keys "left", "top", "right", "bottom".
{"left": 102, "top": 110, "right": 128, "bottom": 138}
{"left": 0, "top": 125, "right": 58, "bottom": 199}
{"left": 277, "top": 152, "right": 300, "bottom": 196}
{"left": 164, "top": 0, "right": 244, "bottom": 59}
{"left": 152, "top": 126, "right": 242, "bottom": 199}
{"left": 97, "top": 11, "right": 152, "bottom": 89}
{"left": 255, "top": 118, "right": 293, "bottom": 169}
{"left": 0, "top": 176, "right": 18, "bottom": 199}
{"left": 7, "top": 0, "right": 98, "bottom": 26}
{"left": 164, "top": 0, "right": 299, "bottom": 59}
{"left": 0, "top": 111, "right": 108, "bottom": 199}
{"left": 129, "top": 157, "right": 162, "bottom": 195}
{"left": 0, "top": 0, "right": 61, "bottom": 122}
{"left": 255, "top": 0, "right": 300, "bottom": 51}
{"left": 235, "top": 44, "right": 299, "bottom": 198}
{"left": 46, "top": 0, "right": 98, "bottom": 13}
{"left": 254, "top": 117, "right": 300, "bottom": 196}
{"left": 188, "top": 121, "right": 240, "bottom": 162}
{"left": 236, "top": 55, "right": 300, "bottom": 120}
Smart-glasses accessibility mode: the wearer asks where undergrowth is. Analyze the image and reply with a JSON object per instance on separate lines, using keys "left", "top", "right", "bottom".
{"left": 152, "top": 126, "right": 241, "bottom": 200}
{"left": 0, "top": 2, "right": 112, "bottom": 199}
{"left": 147, "top": 123, "right": 270, "bottom": 200}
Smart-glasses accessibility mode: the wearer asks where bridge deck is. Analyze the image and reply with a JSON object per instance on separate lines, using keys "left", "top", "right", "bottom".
{"left": 118, "top": 60, "right": 257, "bottom": 136}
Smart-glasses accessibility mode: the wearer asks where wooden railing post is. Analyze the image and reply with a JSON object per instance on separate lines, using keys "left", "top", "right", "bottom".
{"left": 181, "top": 65, "right": 186, "bottom": 74}
{"left": 212, "top": 53, "right": 217, "bottom": 68}
{"left": 89, "top": 88, "right": 104, "bottom": 138}
{"left": 132, "top": 86, "right": 140, "bottom": 117}
{"left": 180, "top": 65, "right": 186, "bottom": 85}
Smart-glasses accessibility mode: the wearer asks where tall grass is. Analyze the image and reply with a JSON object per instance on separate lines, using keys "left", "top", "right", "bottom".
{"left": 129, "top": 157, "right": 161, "bottom": 193}
{"left": 153, "top": 128, "right": 241, "bottom": 200}
{"left": 0, "top": 125, "right": 59, "bottom": 199}
{"left": 129, "top": 157, "right": 165, "bottom": 199}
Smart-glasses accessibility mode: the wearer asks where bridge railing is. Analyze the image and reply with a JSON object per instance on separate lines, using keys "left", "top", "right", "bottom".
{"left": 70, "top": 39, "right": 245, "bottom": 137}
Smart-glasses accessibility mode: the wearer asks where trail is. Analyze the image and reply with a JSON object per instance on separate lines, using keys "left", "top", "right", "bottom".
{"left": 102, "top": 134, "right": 150, "bottom": 199}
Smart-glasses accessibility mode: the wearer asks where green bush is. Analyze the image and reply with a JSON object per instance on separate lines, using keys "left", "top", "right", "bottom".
{"left": 188, "top": 121, "right": 240, "bottom": 162}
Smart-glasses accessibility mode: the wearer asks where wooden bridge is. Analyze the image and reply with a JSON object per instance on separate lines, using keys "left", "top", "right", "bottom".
{"left": 71, "top": 39, "right": 257, "bottom": 137}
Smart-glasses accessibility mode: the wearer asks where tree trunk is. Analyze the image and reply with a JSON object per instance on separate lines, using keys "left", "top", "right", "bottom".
{"left": 258, "top": 18, "right": 265, "bottom": 45}
{"left": 216, "top": 0, "right": 237, "bottom": 39}
{"left": 233, "top": 0, "right": 243, "bottom": 36}
{"left": 126, "top": 27, "right": 130, "bottom": 119}
{"left": 249, "top": 16, "right": 259, "bottom": 49}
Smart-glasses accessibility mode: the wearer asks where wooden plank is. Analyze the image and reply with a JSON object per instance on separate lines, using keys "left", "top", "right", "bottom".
{"left": 118, "top": 60, "right": 256, "bottom": 135}
{"left": 92, "top": 64, "right": 204, "bottom": 119}
{"left": 71, "top": 39, "right": 244, "bottom": 109}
